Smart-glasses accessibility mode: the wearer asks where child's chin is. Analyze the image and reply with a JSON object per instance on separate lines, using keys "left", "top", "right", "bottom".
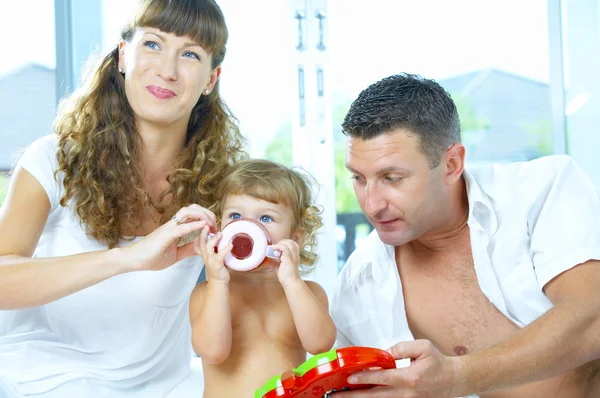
{"left": 249, "top": 262, "right": 276, "bottom": 274}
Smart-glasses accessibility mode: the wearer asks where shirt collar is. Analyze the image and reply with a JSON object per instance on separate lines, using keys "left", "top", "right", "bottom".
{"left": 368, "top": 169, "right": 498, "bottom": 285}
{"left": 369, "top": 232, "right": 395, "bottom": 285}
{"left": 463, "top": 169, "right": 498, "bottom": 235}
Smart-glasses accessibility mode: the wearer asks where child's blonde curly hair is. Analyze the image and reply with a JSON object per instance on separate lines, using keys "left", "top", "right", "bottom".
{"left": 212, "top": 159, "right": 323, "bottom": 275}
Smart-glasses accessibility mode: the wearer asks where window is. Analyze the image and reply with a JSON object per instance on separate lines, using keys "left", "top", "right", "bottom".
{"left": 0, "top": 0, "right": 56, "bottom": 199}
{"left": 329, "top": 0, "right": 552, "bottom": 267}
{"left": 561, "top": 0, "right": 600, "bottom": 187}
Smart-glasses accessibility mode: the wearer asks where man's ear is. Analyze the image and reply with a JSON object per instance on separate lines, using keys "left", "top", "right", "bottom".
{"left": 443, "top": 143, "right": 466, "bottom": 185}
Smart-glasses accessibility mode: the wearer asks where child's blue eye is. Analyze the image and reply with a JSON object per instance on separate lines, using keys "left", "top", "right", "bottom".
{"left": 230, "top": 213, "right": 241, "bottom": 220}
{"left": 260, "top": 215, "right": 273, "bottom": 223}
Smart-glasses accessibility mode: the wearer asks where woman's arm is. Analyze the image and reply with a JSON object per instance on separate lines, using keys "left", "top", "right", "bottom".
{"left": 0, "top": 167, "right": 209, "bottom": 310}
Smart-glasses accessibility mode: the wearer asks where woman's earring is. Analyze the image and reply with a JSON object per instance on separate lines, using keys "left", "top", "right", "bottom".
{"left": 118, "top": 67, "right": 124, "bottom": 74}
{"left": 203, "top": 89, "right": 210, "bottom": 95}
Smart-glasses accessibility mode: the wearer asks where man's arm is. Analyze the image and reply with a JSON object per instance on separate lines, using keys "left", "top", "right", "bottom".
{"left": 337, "top": 260, "right": 600, "bottom": 397}
{"left": 455, "top": 259, "right": 600, "bottom": 395}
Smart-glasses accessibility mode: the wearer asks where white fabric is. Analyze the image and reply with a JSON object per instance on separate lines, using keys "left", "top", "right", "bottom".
{"left": 331, "top": 155, "right": 600, "bottom": 351}
{"left": 0, "top": 135, "right": 204, "bottom": 397}
{"left": 165, "top": 358, "right": 204, "bottom": 397}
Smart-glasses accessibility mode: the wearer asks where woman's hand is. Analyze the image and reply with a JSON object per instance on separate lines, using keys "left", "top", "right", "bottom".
{"left": 120, "top": 204, "right": 217, "bottom": 272}
{"left": 194, "top": 225, "right": 232, "bottom": 283}
{"left": 271, "top": 239, "right": 302, "bottom": 286}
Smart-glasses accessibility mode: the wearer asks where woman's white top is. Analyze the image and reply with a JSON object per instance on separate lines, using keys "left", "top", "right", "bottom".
{"left": 0, "top": 135, "right": 203, "bottom": 398}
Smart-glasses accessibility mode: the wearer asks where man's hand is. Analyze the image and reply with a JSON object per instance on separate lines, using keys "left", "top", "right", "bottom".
{"left": 335, "top": 340, "right": 460, "bottom": 398}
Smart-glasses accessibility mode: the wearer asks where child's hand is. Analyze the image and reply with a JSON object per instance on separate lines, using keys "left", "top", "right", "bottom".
{"left": 194, "top": 226, "right": 232, "bottom": 283}
{"left": 271, "top": 239, "right": 302, "bottom": 286}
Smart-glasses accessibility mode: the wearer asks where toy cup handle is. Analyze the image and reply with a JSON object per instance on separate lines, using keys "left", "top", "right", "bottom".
{"left": 266, "top": 246, "right": 282, "bottom": 259}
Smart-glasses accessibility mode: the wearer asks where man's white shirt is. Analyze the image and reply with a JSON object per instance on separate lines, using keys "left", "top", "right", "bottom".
{"left": 331, "top": 155, "right": 600, "bottom": 351}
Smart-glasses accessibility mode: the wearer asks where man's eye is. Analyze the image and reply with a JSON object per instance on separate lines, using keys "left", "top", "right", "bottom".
{"left": 385, "top": 176, "right": 403, "bottom": 182}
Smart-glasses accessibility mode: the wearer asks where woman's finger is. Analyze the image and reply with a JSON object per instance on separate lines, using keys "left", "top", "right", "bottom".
{"left": 173, "top": 205, "right": 216, "bottom": 229}
{"left": 167, "top": 220, "right": 207, "bottom": 241}
{"left": 188, "top": 204, "right": 217, "bottom": 225}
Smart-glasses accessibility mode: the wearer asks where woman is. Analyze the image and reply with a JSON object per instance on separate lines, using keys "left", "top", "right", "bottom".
{"left": 0, "top": 1, "right": 245, "bottom": 397}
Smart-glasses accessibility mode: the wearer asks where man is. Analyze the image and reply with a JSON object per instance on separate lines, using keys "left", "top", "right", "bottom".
{"left": 331, "top": 73, "right": 600, "bottom": 397}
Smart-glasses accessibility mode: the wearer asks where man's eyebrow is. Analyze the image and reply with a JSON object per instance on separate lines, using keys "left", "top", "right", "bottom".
{"left": 345, "top": 165, "right": 410, "bottom": 174}
{"left": 345, "top": 164, "right": 358, "bottom": 173}
{"left": 376, "top": 166, "right": 411, "bottom": 175}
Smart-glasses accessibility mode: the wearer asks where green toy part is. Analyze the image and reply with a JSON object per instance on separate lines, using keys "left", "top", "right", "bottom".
{"left": 255, "top": 348, "right": 339, "bottom": 398}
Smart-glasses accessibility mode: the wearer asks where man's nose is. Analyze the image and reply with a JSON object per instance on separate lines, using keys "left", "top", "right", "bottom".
{"left": 363, "top": 183, "right": 386, "bottom": 217}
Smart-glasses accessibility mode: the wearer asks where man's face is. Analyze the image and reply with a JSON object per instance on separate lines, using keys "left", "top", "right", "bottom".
{"left": 346, "top": 129, "right": 446, "bottom": 246}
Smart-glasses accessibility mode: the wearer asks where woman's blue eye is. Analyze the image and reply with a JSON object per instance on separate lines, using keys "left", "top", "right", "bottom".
{"left": 183, "top": 51, "right": 200, "bottom": 60}
{"left": 144, "top": 41, "right": 160, "bottom": 50}
{"left": 231, "top": 213, "right": 241, "bottom": 220}
{"left": 260, "top": 215, "right": 273, "bottom": 223}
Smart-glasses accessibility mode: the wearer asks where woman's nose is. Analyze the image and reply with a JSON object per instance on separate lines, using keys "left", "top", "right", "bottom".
{"left": 156, "top": 53, "right": 178, "bottom": 81}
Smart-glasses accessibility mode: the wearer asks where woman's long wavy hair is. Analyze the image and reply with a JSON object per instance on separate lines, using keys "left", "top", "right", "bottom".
{"left": 54, "top": 0, "right": 247, "bottom": 248}
{"left": 211, "top": 159, "right": 324, "bottom": 275}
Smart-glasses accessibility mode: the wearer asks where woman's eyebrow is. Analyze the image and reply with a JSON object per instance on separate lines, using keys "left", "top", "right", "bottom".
{"left": 144, "top": 32, "right": 203, "bottom": 49}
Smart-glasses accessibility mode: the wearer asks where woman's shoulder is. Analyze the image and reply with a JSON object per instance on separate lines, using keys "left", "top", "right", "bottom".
{"left": 26, "top": 133, "right": 58, "bottom": 154}
{"left": 17, "top": 134, "right": 58, "bottom": 169}
{"left": 16, "top": 134, "right": 62, "bottom": 209}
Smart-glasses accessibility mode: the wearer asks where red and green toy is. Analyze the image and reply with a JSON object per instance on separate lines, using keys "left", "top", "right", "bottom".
{"left": 255, "top": 346, "right": 396, "bottom": 397}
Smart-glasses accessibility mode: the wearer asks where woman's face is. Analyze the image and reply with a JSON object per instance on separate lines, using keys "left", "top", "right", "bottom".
{"left": 118, "top": 27, "right": 220, "bottom": 129}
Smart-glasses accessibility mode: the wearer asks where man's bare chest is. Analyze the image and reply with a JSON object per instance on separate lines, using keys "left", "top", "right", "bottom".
{"left": 398, "top": 249, "right": 520, "bottom": 357}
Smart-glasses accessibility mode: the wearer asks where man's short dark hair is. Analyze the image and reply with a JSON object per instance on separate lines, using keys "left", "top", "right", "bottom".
{"left": 342, "top": 73, "right": 461, "bottom": 168}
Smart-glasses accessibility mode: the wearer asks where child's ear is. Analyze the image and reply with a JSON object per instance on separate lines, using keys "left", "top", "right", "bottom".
{"left": 291, "top": 227, "right": 305, "bottom": 243}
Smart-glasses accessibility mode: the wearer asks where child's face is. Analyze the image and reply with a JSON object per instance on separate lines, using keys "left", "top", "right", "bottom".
{"left": 220, "top": 194, "right": 298, "bottom": 244}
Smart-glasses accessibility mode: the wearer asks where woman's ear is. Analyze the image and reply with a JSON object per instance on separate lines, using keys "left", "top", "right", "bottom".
{"left": 204, "top": 65, "right": 221, "bottom": 94}
{"left": 118, "top": 41, "right": 126, "bottom": 73}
